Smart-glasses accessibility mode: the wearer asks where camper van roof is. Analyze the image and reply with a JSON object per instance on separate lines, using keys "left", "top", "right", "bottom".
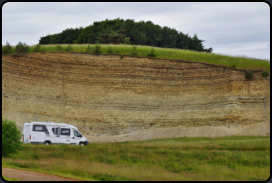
{"left": 29, "top": 122, "right": 77, "bottom": 129}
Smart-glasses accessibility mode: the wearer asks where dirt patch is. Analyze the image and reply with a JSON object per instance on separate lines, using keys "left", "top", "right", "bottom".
{"left": 2, "top": 167, "right": 79, "bottom": 181}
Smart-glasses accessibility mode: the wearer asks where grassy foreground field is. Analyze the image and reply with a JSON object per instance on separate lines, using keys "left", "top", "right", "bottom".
{"left": 2, "top": 177, "right": 21, "bottom": 181}
{"left": 3, "top": 44, "right": 270, "bottom": 70}
{"left": 2, "top": 136, "right": 270, "bottom": 181}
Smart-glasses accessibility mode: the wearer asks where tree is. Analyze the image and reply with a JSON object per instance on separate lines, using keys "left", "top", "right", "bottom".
{"left": 33, "top": 44, "right": 42, "bottom": 52}
{"left": 132, "top": 45, "right": 137, "bottom": 55}
{"left": 107, "top": 47, "right": 113, "bottom": 54}
{"left": 15, "top": 41, "right": 30, "bottom": 53}
{"left": 65, "top": 44, "right": 73, "bottom": 52}
{"left": 85, "top": 44, "right": 93, "bottom": 53}
{"left": 2, "top": 118, "right": 23, "bottom": 157}
{"left": 56, "top": 44, "right": 63, "bottom": 52}
{"left": 2, "top": 41, "right": 13, "bottom": 54}
{"left": 94, "top": 41, "right": 102, "bottom": 54}
{"left": 147, "top": 48, "right": 156, "bottom": 57}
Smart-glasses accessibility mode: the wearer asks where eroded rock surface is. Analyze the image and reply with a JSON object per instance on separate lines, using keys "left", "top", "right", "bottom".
{"left": 2, "top": 52, "right": 270, "bottom": 136}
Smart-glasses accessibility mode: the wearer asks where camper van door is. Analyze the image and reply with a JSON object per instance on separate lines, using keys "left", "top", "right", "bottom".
{"left": 72, "top": 129, "right": 82, "bottom": 145}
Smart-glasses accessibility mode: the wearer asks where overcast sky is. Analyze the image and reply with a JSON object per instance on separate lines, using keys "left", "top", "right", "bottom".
{"left": 2, "top": 2, "right": 270, "bottom": 61}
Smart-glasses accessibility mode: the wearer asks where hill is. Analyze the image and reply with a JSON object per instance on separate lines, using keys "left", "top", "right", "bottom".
{"left": 38, "top": 18, "right": 213, "bottom": 52}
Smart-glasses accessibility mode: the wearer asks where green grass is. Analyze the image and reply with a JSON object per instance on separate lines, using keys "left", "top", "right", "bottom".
{"left": 2, "top": 136, "right": 270, "bottom": 181}
{"left": 2, "top": 44, "right": 270, "bottom": 70}
{"left": 2, "top": 176, "right": 21, "bottom": 181}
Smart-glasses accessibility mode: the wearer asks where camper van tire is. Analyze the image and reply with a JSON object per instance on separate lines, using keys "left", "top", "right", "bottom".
{"left": 44, "top": 141, "right": 51, "bottom": 145}
{"left": 79, "top": 142, "right": 85, "bottom": 146}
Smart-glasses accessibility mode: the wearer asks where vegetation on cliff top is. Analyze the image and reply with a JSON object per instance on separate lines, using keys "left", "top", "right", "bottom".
{"left": 2, "top": 136, "right": 270, "bottom": 181}
{"left": 38, "top": 18, "right": 213, "bottom": 53}
{"left": 2, "top": 41, "right": 270, "bottom": 71}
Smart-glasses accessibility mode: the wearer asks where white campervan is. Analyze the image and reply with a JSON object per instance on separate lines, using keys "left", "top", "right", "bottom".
{"left": 23, "top": 121, "right": 89, "bottom": 145}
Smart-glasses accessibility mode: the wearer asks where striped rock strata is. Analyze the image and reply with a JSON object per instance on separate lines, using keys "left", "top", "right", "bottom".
{"left": 2, "top": 52, "right": 270, "bottom": 136}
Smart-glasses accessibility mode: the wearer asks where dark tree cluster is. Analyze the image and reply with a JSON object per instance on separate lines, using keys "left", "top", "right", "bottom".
{"left": 39, "top": 27, "right": 83, "bottom": 44}
{"left": 39, "top": 18, "right": 213, "bottom": 53}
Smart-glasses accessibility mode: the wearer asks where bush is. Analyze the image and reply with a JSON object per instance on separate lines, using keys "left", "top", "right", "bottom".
{"left": 2, "top": 118, "right": 23, "bottom": 157}
{"left": 33, "top": 44, "right": 42, "bottom": 52}
{"left": 123, "top": 37, "right": 130, "bottom": 45}
{"left": 120, "top": 55, "right": 124, "bottom": 59}
{"left": 15, "top": 41, "right": 30, "bottom": 53}
{"left": 94, "top": 42, "right": 102, "bottom": 54}
{"left": 65, "top": 44, "right": 73, "bottom": 52}
{"left": 85, "top": 45, "right": 93, "bottom": 53}
{"left": 245, "top": 71, "right": 254, "bottom": 79}
{"left": 147, "top": 48, "right": 156, "bottom": 57}
{"left": 107, "top": 47, "right": 113, "bottom": 54}
{"left": 231, "top": 64, "right": 237, "bottom": 68}
{"left": 132, "top": 45, "right": 137, "bottom": 55}
{"left": 2, "top": 41, "right": 13, "bottom": 54}
{"left": 56, "top": 45, "right": 63, "bottom": 52}
{"left": 261, "top": 70, "right": 269, "bottom": 78}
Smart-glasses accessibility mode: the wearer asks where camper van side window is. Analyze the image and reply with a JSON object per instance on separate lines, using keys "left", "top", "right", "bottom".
{"left": 33, "top": 125, "right": 49, "bottom": 134}
{"left": 33, "top": 125, "right": 43, "bottom": 131}
{"left": 61, "top": 128, "right": 70, "bottom": 136}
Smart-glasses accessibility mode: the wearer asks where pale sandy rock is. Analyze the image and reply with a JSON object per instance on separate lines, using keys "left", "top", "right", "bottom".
{"left": 2, "top": 52, "right": 270, "bottom": 139}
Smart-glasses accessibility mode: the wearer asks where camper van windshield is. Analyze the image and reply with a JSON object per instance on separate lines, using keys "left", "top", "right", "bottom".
{"left": 73, "top": 130, "right": 81, "bottom": 137}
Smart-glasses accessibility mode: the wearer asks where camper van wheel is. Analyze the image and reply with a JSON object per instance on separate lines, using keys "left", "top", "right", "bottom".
{"left": 79, "top": 142, "right": 85, "bottom": 146}
{"left": 44, "top": 141, "right": 50, "bottom": 145}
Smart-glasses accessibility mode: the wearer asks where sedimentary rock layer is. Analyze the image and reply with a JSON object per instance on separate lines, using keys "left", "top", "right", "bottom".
{"left": 2, "top": 52, "right": 270, "bottom": 135}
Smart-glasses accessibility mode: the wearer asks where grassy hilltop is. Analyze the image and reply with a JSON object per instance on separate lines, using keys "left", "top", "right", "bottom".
{"left": 2, "top": 43, "right": 270, "bottom": 71}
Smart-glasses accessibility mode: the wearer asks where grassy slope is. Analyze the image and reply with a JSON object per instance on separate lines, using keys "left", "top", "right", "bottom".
{"left": 2, "top": 177, "right": 21, "bottom": 181}
{"left": 2, "top": 136, "right": 270, "bottom": 181}
{"left": 3, "top": 44, "right": 270, "bottom": 70}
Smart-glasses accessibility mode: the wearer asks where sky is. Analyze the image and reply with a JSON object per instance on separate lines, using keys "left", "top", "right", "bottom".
{"left": 2, "top": 2, "right": 270, "bottom": 61}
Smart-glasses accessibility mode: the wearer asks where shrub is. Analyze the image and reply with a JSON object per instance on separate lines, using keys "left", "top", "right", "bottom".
{"left": 231, "top": 64, "right": 237, "bottom": 68}
{"left": 123, "top": 37, "right": 130, "bottom": 45}
{"left": 94, "top": 41, "right": 102, "bottom": 54}
{"left": 107, "top": 47, "right": 113, "bottom": 54}
{"left": 245, "top": 71, "right": 254, "bottom": 79}
{"left": 120, "top": 55, "right": 124, "bottom": 59}
{"left": 132, "top": 45, "right": 137, "bottom": 55}
{"left": 2, "top": 117, "right": 23, "bottom": 157}
{"left": 261, "top": 70, "right": 269, "bottom": 78}
{"left": 65, "top": 44, "right": 73, "bottom": 52}
{"left": 2, "top": 41, "right": 13, "bottom": 54}
{"left": 85, "top": 45, "right": 93, "bottom": 53}
{"left": 15, "top": 41, "right": 30, "bottom": 53}
{"left": 147, "top": 48, "right": 156, "bottom": 57}
{"left": 56, "top": 45, "right": 63, "bottom": 52}
{"left": 33, "top": 44, "right": 41, "bottom": 52}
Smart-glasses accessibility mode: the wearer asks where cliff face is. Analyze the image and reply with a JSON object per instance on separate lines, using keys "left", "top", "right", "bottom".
{"left": 2, "top": 52, "right": 270, "bottom": 135}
